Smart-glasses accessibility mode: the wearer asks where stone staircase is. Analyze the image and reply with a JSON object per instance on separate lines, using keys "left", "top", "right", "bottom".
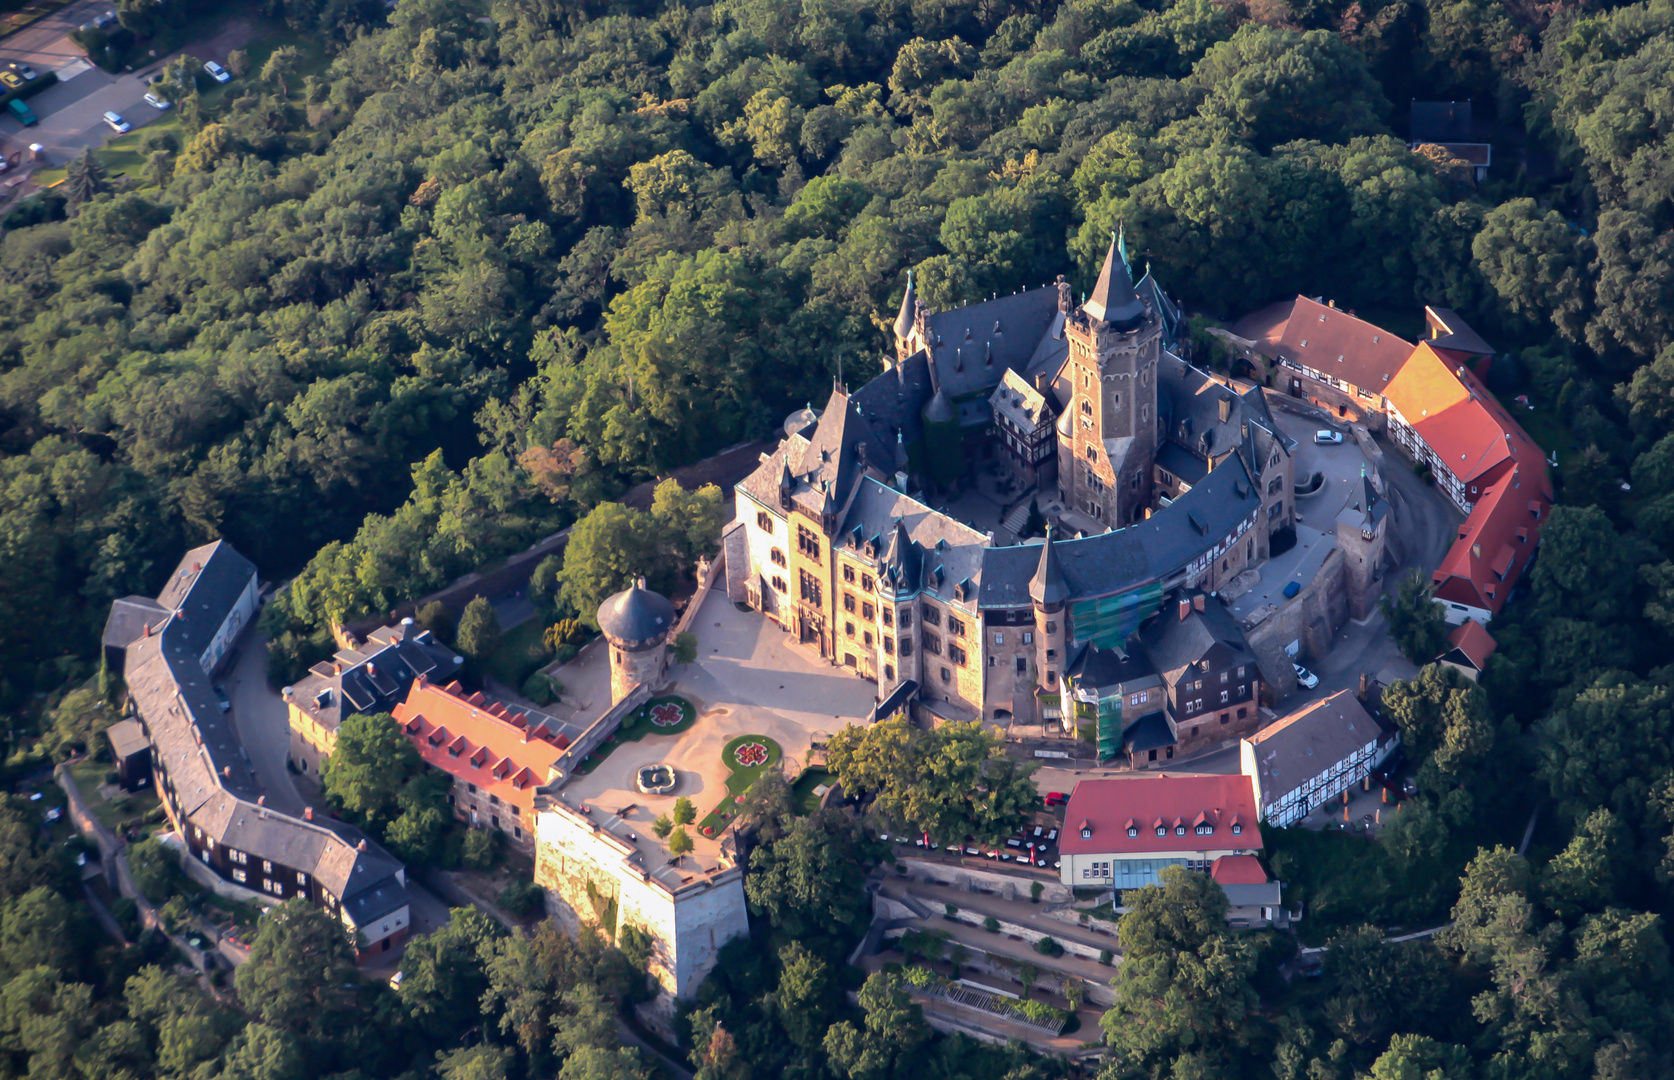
{"left": 1001, "top": 499, "right": 1033, "bottom": 536}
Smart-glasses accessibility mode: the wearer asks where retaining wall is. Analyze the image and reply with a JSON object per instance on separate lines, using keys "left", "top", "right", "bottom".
{"left": 894, "top": 858, "right": 1073, "bottom": 904}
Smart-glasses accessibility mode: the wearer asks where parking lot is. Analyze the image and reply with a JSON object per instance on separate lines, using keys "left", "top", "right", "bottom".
{"left": 0, "top": 3, "right": 253, "bottom": 172}
{"left": 884, "top": 801, "right": 1067, "bottom": 876}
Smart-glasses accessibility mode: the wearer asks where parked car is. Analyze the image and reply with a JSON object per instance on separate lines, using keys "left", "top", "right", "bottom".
{"left": 203, "top": 60, "right": 231, "bottom": 83}
{"left": 1293, "top": 662, "right": 1320, "bottom": 689}
{"left": 1044, "top": 791, "right": 1069, "bottom": 807}
{"left": 389, "top": 971, "right": 403, "bottom": 990}
{"left": 93, "top": 10, "right": 117, "bottom": 27}
{"left": 0, "top": 71, "right": 21, "bottom": 91}
{"left": 144, "top": 92, "right": 171, "bottom": 109}
{"left": 8, "top": 61, "right": 36, "bottom": 80}
{"left": 212, "top": 685, "right": 231, "bottom": 712}
{"left": 102, "top": 110, "right": 131, "bottom": 133}
{"left": 1313, "top": 429, "right": 1344, "bottom": 445}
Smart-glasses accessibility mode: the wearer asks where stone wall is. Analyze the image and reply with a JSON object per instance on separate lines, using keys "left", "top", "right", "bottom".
{"left": 550, "top": 682, "right": 651, "bottom": 780}
{"left": 894, "top": 857, "right": 1073, "bottom": 904}
{"left": 1244, "top": 547, "right": 1350, "bottom": 678}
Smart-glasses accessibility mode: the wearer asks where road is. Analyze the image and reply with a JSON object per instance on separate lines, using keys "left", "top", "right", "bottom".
{"left": 0, "top": 5, "right": 252, "bottom": 168}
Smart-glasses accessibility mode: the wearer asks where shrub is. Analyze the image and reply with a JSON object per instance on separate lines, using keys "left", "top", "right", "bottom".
{"left": 1098, "top": 949, "right": 1114, "bottom": 966}
{"left": 673, "top": 631, "right": 697, "bottom": 664}
{"left": 1030, "top": 881, "right": 1043, "bottom": 902}
{"left": 497, "top": 880, "right": 546, "bottom": 917}
{"left": 462, "top": 827, "right": 501, "bottom": 871}
{"left": 520, "top": 671, "right": 554, "bottom": 704}
{"left": 944, "top": 902, "right": 959, "bottom": 918}
{"left": 983, "top": 915, "right": 1000, "bottom": 933}
{"left": 128, "top": 838, "right": 185, "bottom": 903}
{"left": 1034, "top": 936, "right": 1064, "bottom": 958}
{"left": 159, "top": 895, "right": 193, "bottom": 934}
{"left": 416, "top": 600, "right": 455, "bottom": 643}
{"left": 672, "top": 797, "right": 695, "bottom": 826}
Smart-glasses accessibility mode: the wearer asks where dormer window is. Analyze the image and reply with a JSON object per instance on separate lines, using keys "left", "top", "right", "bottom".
{"left": 1175, "top": 825, "right": 1186, "bottom": 836}
{"left": 1079, "top": 819, "right": 1092, "bottom": 840}
{"left": 1195, "top": 824, "right": 1212, "bottom": 836}
{"left": 1155, "top": 826, "right": 1166, "bottom": 837}
{"left": 1127, "top": 826, "right": 1138, "bottom": 838}
{"left": 1231, "top": 823, "right": 1243, "bottom": 835}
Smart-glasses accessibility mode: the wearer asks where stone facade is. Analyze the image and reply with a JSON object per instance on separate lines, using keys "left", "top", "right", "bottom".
{"left": 533, "top": 801, "right": 748, "bottom": 1000}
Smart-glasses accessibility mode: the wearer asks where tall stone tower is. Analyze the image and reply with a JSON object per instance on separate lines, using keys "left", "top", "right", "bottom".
{"left": 1029, "top": 528, "right": 1070, "bottom": 694}
{"left": 1057, "top": 232, "right": 1163, "bottom": 527}
{"left": 597, "top": 577, "right": 675, "bottom": 705}
{"left": 1334, "top": 471, "right": 1391, "bottom": 621}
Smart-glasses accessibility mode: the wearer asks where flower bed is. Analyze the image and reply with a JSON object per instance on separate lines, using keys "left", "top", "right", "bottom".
{"left": 697, "top": 734, "right": 782, "bottom": 835}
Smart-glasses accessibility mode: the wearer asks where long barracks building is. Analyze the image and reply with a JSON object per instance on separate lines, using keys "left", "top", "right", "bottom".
{"left": 726, "top": 238, "right": 1295, "bottom": 727}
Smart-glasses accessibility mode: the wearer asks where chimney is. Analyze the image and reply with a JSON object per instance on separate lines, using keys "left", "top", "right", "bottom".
{"left": 1035, "top": 371, "right": 1050, "bottom": 393}
{"left": 143, "top": 624, "right": 150, "bottom": 637}
{"left": 367, "top": 662, "right": 376, "bottom": 678}
{"left": 222, "top": 765, "right": 231, "bottom": 777}
{"left": 1178, "top": 599, "right": 1191, "bottom": 621}
{"left": 1218, "top": 397, "right": 1231, "bottom": 423}
{"left": 333, "top": 662, "right": 342, "bottom": 675}
{"left": 1193, "top": 594, "right": 1206, "bottom": 613}
{"left": 257, "top": 795, "right": 265, "bottom": 806}
{"left": 1357, "top": 672, "right": 1369, "bottom": 700}
{"left": 282, "top": 686, "right": 293, "bottom": 699}
{"left": 304, "top": 806, "right": 313, "bottom": 821}
{"left": 357, "top": 839, "right": 367, "bottom": 852}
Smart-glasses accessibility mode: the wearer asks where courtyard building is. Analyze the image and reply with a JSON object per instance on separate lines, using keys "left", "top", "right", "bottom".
{"left": 1239, "top": 689, "right": 1398, "bottom": 827}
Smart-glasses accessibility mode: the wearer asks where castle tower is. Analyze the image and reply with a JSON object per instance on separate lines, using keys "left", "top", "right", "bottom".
{"left": 876, "top": 521, "right": 920, "bottom": 696}
{"left": 1334, "top": 470, "right": 1391, "bottom": 621}
{"left": 1058, "top": 231, "right": 1163, "bottom": 526}
{"left": 1029, "top": 528, "right": 1069, "bottom": 693}
{"left": 598, "top": 577, "right": 675, "bottom": 704}
{"left": 892, "top": 271, "right": 923, "bottom": 365}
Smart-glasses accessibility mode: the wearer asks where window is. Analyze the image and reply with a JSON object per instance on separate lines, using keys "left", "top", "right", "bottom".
{"left": 1081, "top": 826, "right": 1092, "bottom": 839}
{"left": 263, "top": 860, "right": 272, "bottom": 874}
{"left": 1155, "top": 825, "right": 1166, "bottom": 837}
{"left": 884, "top": 638, "right": 894, "bottom": 655}
{"left": 1023, "top": 631, "right": 1033, "bottom": 644}
{"left": 1238, "top": 707, "right": 1247, "bottom": 720}
{"left": 1130, "top": 692, "right": 1145, "bottom": 706}
{"left": 1016, "top": 657, "right": 1026, "bottom": 674}
{"left": 797, "top": 525, "right": 822, "bottom": 561}
{"left": 844, "top": 593, "right": 856, "bottom": 613}
{"left": 922, "top": 606, "right": 940, "bottom": 627}
{"left": 924, "top": 634, "right": 942, "bottom": 655}
{"left": 1237, "top": 665, "right": 1246, "bottom": 678}
{"left": 862, "top": 602, "right": 874, "bottom": 620}
{"left": 297, "top": 872, "right": 307, "bottom": 886}
{"left": 900, "top": 637, "right": 912, "bottom": 656}
{"left": 757, "top": 511, "right": 772, "bottom": 531}
{"left": 940, "top": 667, "right": 952, "bottom": 683}
{"left": 862, "top": 575, "right": 874, "bottom": 592}
{"left": 1231, "top": 823, "right": 1243, "bottom": 835}
{"left": 489, "top": 794, "right": 501, "bottom": 806}
{"left": 229, "top": 850, "right": 247, "bottom": 865}
{"left": 883, "top": 609, "right": 893, "bottom": 628}
{"left": 1220, "top": 690, "right": 1229, "bottom": 703}
{"left": 1195, "top": 824, "right": 1213, "bottom": 836}
{"left": 1085, "top": 444, "right": 1095, "bottom": 460}
{"left": 1127, "top": 825, "right": 1138, "bottom": 838}
{"left": 1220, "top": 671, "right": 1228, "bottom": 684}
{"left": 993, "top": 632, "right": 1004, "bottom": 645}
{"left": 770, "top": 548, "right": 787, "bottom": 567}
{"left": 1081, "top": 399, "right": 1092, "bottom": 415}
{"left": 949, "top": 644, "right": 966, "bottom": 666}
{"left": 771, "top": 576, "right": 787, "bottom": 593}
{"left": 1045, "top": 622, "right": 1057, "bottom": 634}
{"left": 1176, "top": 824, "right": 1186, "bottom": 836}
{"left": 843, "top": 565, "right": 856, "bottom": 584}
{"left": 232, "top": 868, "right": 247, "bottom": 884}
{"left": 845, "top": 622, "right": 855, "bottom": 638}
{"left": 947, "top": 617, "right": 965, "bottom": 637}
{"left": 864, "top": 631, "right": 873, "bottom": 646}
{"left": 1046, "top": 649, "right": 1056, "bottom": 661}
{"left": 885, "top": 664, "right": 894, "bottom": 680}
{"left": 798, "top": 571, "right": 822, "bottom": 606}
{"left": 899, "top": 609, "right": 911, "bottom": 628}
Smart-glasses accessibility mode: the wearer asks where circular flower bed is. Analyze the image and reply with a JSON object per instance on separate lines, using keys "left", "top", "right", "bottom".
{"left": 733, "top": 741, "right": 770, "bottom": 768}
{"left": 649, "top": 701, "right": 685, "bottom": 727}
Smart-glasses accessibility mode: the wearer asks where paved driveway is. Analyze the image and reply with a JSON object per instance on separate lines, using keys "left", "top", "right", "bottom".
{"left": 222, "top": 628, "right": 307, "bottom": 817}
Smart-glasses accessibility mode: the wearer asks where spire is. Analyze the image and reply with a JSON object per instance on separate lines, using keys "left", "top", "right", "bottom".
{"left": 1028, "top": 527, "right": 1069, "bottom": 606}
{"left": 1083, "top": 230, "right": 1146, "bottom": 330}
{"left": 893, "top": 271, "right": 917, "bottom": 340}
{"left": 1117, "top": 222, "right": 1130, "bottom": 276}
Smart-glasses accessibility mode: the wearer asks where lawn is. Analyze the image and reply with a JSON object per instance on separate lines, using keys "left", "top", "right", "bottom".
{"left": 790, "top": 767, "right": 834, "bottom": 814}
{"left": 697, "top": 734, "right": 782, "bottom": 837}
{"left": 482, "top": 618, "right": 552, "bottom": 689}
{"left": 569, "top": 696, "right": 696, "bottom": 775}
{"left": 0, "top": 0, "right": 73, "bottom": 36}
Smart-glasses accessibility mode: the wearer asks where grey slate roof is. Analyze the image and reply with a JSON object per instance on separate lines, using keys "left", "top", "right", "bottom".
{"left": 839, "top": 477, "right": 986, "bottom": 600}
{"left": 105, "top": 717, "right": 149, "bottom": 759}
{"left": 103, "top": 596, "right": 167, "bottom": 651}
{"left": 1124, "top": 712, "right": 1176, "bottom": 753}
{"left": 923, "top": 286, "right": 1060, "bottom": 401}
{"left": 1156, "top": 442, "right": 1208, "bottom": 486}
{"left": 1220, "top": 880, "right": 1283, "bottom": 907}
{"left": 1424, "top": 307, "right": 1495, "bottom": 356}
{"left": 598, "top": 580, "right": 676, "bottom": 646}
{"left": 289, "top": 623, "right": 461, "bottom": 737}
{"left": 1028, "top": 529, "right": 1069, "bottom": 605}
{"left": 119, "top": 543, "right": 408, "bottom": 914}
{"left": 1141, "top": 597, "right": 1254, "bottom": 684}
{"left": 1066, "top": 641, "right": 1158, "bottom": 692}
{"left": 990, "top": 368, "right": 1054, "bottom": 431}
{"left": 1082, "top": 233, "right": 1146, "bottom": 329}
{"left": 1244, "top": 691, "right": 1391, "bottom": 810}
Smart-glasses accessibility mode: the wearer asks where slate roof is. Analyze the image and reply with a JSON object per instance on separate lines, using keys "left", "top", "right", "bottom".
{"left": 103, "top": 596, "right": 167, "bottom": 651}
{"left": 598, "top": 579, "right": 675, "bottom": 646}
{"left": 289, "top": 623, "right": 461, "bottom": 738}
{"left": 1423, "top": 307, "right": 1495, "bottom": 356}
{"left": 119, "top": 544, "right": 408, "bottom": 915}
{"left": 1059, "top": 775, "right": 1261, "bottom": 856}
{"left": 1141, "top": 596, "right": 1255, "bottom": 685}
{"left": 922, "top": 286, "right": 1061, "bottom": 401}
{"left": 839, "top": 477, "right": 987, "bottom": 600}
{"left": 1066, "top": 641, "right": 1159, "bottom": 693}
{"left": 1156, "top": 442, "right": 1208, "bottom": 485}
{"left": 1082, "top": 233, "right": 1146, "bottom": 329}
{"left": 1243, "top": 691, "right": 1391, "bottom": 809}
{"left": 105, "top": 717, "right": 149, "bottom": 759}
{"left": 990, "top": 368, "right": 1054, "bottom": 431}
{"left": 1334, "top": 472, "right": 1389, "bottom": 534}
{"left": 1123, "top": 712, "right": 1176, "bottom": 753}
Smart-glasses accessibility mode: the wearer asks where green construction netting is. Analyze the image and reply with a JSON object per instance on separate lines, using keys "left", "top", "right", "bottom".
{"left": 1070, "top": 580, "right": 1164, "bottom": 649}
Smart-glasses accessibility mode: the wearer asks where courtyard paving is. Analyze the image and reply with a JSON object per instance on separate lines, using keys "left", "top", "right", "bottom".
{"left": 559, "top": 590, "right": 880, "bottom": 858}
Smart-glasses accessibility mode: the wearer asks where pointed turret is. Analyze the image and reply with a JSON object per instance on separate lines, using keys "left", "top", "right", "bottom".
{"left": 894, "top": 271, "right": 917, "bottom": 340}
{"left": 1082, "top": 231, "right": 1146, "bottom": 331}
{"left": 1028, "top": 527, "right": 1069, "bottom": 606}
{"left": 880, "top": 520, "right": 919, "bottom": 593}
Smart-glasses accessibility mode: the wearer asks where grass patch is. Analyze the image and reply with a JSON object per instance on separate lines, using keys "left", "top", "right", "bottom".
{"left": 697, "top": 734, "right": 782, "bottom": 837}
{"left": 570, "top": 696, "right": 696, "bottom": 775}
{"left": 790, "top": 767, "right": 834, "bottom": 814}
{"left": 482, "top": 618, "right": 552, "bottom": 689}
{"left": 66, "top": 759, "right": 161, "bottom": 835}
{"left": 0, "top": 0, "right": 74, "bottom": 36}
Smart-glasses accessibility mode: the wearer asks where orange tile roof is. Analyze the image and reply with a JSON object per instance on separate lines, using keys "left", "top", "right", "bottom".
{"left": 1431, "top": 464, "right": 1548, "bottom": 617}
{"left": 1210, "top": 854, "right": 1268, "bottom": 885}
{"left": 392, "top": 678, "right": 569, "bottom": 818}
{"left": 1386, "top": 343, "right": 1551, "bottom": 495}
{"left": 1442, "top": 619, "right": 1497, "bottom": 670}
{"left": 1059, "top": 775, "right": 1261, "bottom": 856}
{"left": 1270, "top": 297, "right": 1413, "bottom": 394}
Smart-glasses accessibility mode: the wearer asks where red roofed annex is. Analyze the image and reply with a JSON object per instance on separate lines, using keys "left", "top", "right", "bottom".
{"left": 393, "top": 676, "right": 574, "bottom": 852}
{"left": 1058, "top": 774, "right": 1261, "bottom": 890}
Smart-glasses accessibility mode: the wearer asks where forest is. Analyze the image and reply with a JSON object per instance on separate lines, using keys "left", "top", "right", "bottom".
{"left": 4, "top": 0, "right": 1674, "bottom": 1075}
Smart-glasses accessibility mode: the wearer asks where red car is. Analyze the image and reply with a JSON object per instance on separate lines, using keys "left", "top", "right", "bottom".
{"left": 1044, "top": 791, "right": 1069, "bottom": 807}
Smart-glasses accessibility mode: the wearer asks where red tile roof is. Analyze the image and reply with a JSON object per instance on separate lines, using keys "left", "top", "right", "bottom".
{"left": 1432, "top": 463, "right": 1548, "bottom": 617}
{"left": 1385, "top": 343, "right": 1550, "bottom": 496}
{"left": 1269, "top": 297, "right": 1414, "bottom": 394}
{"left": 1441, "top": 619, "right": 1497, "bottom": 670}
{"left": 1059, "top": 775, "right": 1261, "bottom": 856}
{"left": 1210, "top": 854, "right": 1268, "bottom": 885}
{"left": 392, "top": 678, "right": 569, "bottom": 818}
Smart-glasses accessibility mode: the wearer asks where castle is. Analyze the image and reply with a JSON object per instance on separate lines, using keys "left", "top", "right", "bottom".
{"left": 725, "top": 237, "right": 1301, "bottom": 735}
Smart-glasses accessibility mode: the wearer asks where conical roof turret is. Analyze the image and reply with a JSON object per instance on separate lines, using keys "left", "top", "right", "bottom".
{"left": 1028, "top": 527, "right": 1069, "bottom": 606}
{"left": 1082, "top": 230, "right": 1146, "bottom": 331}
{"left": 894, "top": 271, "right": 917, "bottom": 340}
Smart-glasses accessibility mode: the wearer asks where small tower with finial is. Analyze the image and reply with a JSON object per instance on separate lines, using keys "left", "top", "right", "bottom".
{"left": 597, "top": 577, "right": 676, "bottom": 705}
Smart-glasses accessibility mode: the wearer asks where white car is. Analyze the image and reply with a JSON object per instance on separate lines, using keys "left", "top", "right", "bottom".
{"left": 1314, "top": 429, "right": 1344, "bottom": 445}
{"left": 144, "top": 92, "right": 171, "bottom": 109}
{"left": 203, "top": 60, "right": 230, "bottom": 83}
{"left": 1293, "top": 663, "right": 1320, "bottom": 689}
{"left": 102, "top": 110, "right": 131, "bottom": 133}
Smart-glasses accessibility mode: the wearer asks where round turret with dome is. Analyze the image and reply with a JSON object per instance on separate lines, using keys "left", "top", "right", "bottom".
{"left": 598, "top": 577, "right": 675, "bottom": 705}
